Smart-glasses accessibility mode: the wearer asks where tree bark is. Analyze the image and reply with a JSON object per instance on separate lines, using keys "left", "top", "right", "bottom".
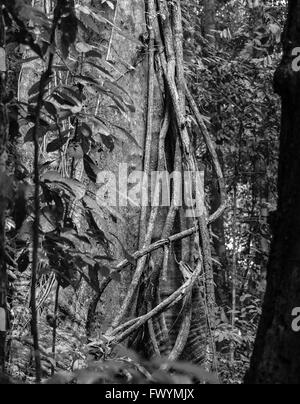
{"left": 0, "top": 5, "right": 8, "bottom": 372}
{"left": 246, "top": 0, "right": 300, "bottom": 384}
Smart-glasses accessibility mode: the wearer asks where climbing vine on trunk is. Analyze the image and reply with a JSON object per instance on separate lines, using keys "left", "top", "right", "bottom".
{"left": 97, "top": 0, "right": 226, "bottom": 369}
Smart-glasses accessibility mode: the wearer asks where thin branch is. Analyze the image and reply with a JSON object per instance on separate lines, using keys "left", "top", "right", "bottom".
{"left": 139, "top": 0, "right": 156, "bottom": 247}
{"left": 168, "top": 295, "right": 192, "bottom": 361}
{"left": 185, "top": 82, "right": 226, "bottom": 210}
{"left": 30, "top": 6, "right": 59, "bottom": 383}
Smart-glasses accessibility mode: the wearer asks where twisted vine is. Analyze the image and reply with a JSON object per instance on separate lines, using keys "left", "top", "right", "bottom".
{"left": 99, "top": 0, "right": 226, "bottom": 366}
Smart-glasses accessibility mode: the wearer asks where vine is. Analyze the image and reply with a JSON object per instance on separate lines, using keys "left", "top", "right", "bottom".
{"left": 99, "top": 0, "right": 227, "bottom": 369}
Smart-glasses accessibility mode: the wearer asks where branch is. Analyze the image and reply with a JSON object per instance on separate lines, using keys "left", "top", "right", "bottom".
{"left": 185, "top": 82, "right": 226, "bottom": 210}
{"left": 98, "top": 205, "right": 226, "bottom": 300}
{"left": 139, "top": 0, "right": 156, "bottom": 247}
{"left": 107, "top": 260, "right": 202, "bottom": 345}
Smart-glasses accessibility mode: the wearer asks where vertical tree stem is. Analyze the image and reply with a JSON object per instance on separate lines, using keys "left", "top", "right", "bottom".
{"left": 30, "top": 8, "right": 57, "bottom": 382}
{"left": 231, "top": 185, "right": 238, "bottom": 364}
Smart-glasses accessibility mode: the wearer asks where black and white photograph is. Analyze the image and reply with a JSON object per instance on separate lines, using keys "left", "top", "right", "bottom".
{"left": 0, "top": 0, "right": 298, "bottom": 387}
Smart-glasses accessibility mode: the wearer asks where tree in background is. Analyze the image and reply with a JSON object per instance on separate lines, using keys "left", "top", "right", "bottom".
{"left": 246, "top": 0, "right": 300, "bottom": 384}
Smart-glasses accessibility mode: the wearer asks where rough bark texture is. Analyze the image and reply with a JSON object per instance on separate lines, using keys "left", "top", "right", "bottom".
{"left": 245, "top": 0, "right": 300, "bottom": 384}
{"left": 10, "top": 1, "right": 153, "bottom": 373}
{"left": 91, "top": 0, "right": 153, "bottom": 334}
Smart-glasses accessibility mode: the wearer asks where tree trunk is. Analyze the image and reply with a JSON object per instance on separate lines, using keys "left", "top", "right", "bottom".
{"left": 203, "top": 0, "right": 216, "bottom": 44}
{"left": 245, "top": 0, "right": 300, "bottom": 384}
{"left": 0, "top": 5, "right": 8, "bottom": 372}
{"left": 89, "top": 0, "right": 158, "bottom": 334}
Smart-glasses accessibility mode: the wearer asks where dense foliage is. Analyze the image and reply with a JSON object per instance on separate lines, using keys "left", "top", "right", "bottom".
{"left": 0, "top": 0, "right": 286, "bottom": 384}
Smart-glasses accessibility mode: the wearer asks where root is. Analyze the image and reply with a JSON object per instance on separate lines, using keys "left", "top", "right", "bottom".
{"left": 106, "top": 260, "right": 202, "bottom": 346}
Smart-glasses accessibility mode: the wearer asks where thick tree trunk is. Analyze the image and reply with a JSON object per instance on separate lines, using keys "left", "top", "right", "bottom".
{"left": 0, "top": 6, "right": 8, "bottom": 372}
{"left": 245, "top": 0, "right": 300, "bottom": 384}
{"left": 12, "top": 0, "right": 152, "bottom": 371}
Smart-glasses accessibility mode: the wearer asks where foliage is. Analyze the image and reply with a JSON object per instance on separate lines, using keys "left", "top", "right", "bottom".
{"left": 1, "top": 0, "right": 138, "bottom": 381}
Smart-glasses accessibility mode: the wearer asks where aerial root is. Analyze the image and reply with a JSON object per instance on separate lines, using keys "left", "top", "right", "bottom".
{"left": 96, "top": 0, "right": 226, "bottom": 361}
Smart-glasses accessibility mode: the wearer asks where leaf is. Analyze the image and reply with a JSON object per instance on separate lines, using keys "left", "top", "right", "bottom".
{"left": 47, "top": 136, "right": 69, "bottom": 153}
{"left": 81, "top": 136, "right": 90, "bottom": 154}
{"left": 60, "top": 228, "right": 90, "bottom": 250}
{"left": 85, "top": 210, "right": 109, "bottom": 247}
{"left": 44, "top": 101, "right": 57, "bottom": 117}
{"left": 100, "top": 134, "right": 114, "bottom": 152}
{"left": 75, "top": 41, "right": 93, "bottom": 53}
{"left": 28, "top": 78, "right": 51, "bottom": 97}
{"left": 17, "top": 250, "right": 30, "bottom": 273}
{"left": 20, "top": 56, "right": 40, "bottom": 64}
{"left": 53, "top": 87, "right": 81, "bottom": 107}
{"left": 40, "top": 207, "right": 58, "bottom": 232}
{"left": 112, "top": 124, "right": 141, "bottom": 149}
{"left": 84, "top": 60, "right": 113, "bottom": 78}
{"left": 78, "top": 123, "right": 92, "bottom": 138}
{"left": 91, "top": 117, "right": 110, "bottom": 137}
{"left": 83, "top": 154, "right": 100, "bottom": 183}
{"left": 24, "top": 125, "right": 48, "bottom": 142}
{"left": 85, "top": 50, "right": 102, "bottom": 59}
{"left": 75, "top": 74, "right": 100, "bottom": 87}
{"left": 104, "top": 80, "right": 133, "bottom": 104}
{"left": 28, "top": 82, "right": 40, "bottom": 97}
{"left": 14, "top": 184, "right": 27, "bottom": 231}
{"left": 52, "top": 93, "right": 75, "bottom": 107}
{"left": 41, "top": 171, "right": 86, "bottom": 199}
{"left": 57, "top": 0, "right": 78, "bottom": 59}
{"left": 94, "top": 255, "right": 114, "bottom": 262}
{"left": 110, "top": 94, "right": 127, "bottom": 114}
